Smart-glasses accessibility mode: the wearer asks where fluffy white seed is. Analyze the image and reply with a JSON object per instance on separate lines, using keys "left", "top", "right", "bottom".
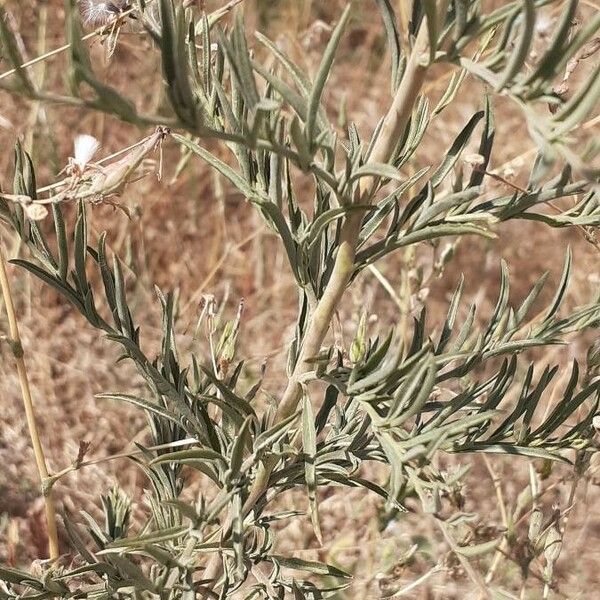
{"left": 78, "top": 0, "right": 127, "bottom": 27}
{"left": 73, "top": 134, "right": 101, "bottom": 170}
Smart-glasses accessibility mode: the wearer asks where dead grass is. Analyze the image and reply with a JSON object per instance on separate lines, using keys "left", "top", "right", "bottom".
{"left": 0, "top": 1, "right": 599, "bottom": 597}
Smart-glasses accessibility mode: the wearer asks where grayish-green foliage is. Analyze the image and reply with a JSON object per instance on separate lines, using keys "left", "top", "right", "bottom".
{"left": 1, "top": 0, "right": 599, "bottom": 598}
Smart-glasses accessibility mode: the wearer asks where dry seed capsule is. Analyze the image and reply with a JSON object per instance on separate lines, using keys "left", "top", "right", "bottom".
{"left": 421, "top": 488, "right": 441, "bottom": 515}
{"left": 528, "top": 508, "right": 543, "bottom": 543}
{"left": 544, "top": 525, "right": 563, "bottom": 564}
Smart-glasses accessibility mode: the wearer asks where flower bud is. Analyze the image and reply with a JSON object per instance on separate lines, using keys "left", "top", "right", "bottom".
{"left": 349, "top": 312, "right": 367, "bottom": 364}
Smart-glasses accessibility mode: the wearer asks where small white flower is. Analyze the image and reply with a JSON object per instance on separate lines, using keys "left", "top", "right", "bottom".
{"left": 73, "top": 134, "right": 101, "bottom": 171}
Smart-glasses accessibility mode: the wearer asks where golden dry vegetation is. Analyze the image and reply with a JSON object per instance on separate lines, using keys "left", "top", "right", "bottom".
{"left": 0, "top": 1, "right": 599, "bottom": 598}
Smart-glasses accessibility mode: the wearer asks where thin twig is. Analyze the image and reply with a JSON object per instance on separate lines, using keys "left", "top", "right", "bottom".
{"left": 0, "top": 7, "right": 137, "bottom": 83}
{"left": 48, "top": 438, "right": 199, "bottom": 485}
{"left": 369, "top": 264, "right": 403, "bottom": 311}
{"left": 483, "top": 455, "right": 509, "bottom": 588}
{"left": 390, "top": 565, "right": 445, "bottom": 597}
{"left": 435, "top": 519, "right": 493, "bottom": 600}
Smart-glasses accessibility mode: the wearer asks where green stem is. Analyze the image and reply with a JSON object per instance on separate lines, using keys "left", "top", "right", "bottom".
{"left": 202, "top": 1, "right": 450, "bottom": 589}
{"left": 275, "top": 0, "right": 444, "bottom": 429}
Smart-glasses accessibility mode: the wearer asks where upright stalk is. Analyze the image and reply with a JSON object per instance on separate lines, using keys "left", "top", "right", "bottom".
{"left": 0, "top": 246, "right": 59, "bottom": 560}
{"left": 274, "top": 0, "right": 437, "bottom": 423}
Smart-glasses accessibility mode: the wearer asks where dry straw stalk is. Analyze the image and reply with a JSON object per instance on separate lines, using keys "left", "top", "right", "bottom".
{"left": 0, "top": 246, "right": 59, "bottom": 560}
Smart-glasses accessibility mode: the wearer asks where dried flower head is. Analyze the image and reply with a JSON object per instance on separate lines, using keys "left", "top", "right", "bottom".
{"left": 25, "top": 203, "right": 49, "bottom": 221}
{"left": 0, "top": 193, "right": 48, "bottom": 220}
{"left": 78, "top": 0, "right": 131, "bottom": 28}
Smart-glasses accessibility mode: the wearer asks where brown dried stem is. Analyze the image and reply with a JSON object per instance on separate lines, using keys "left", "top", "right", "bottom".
{"left": 0, "top": 245, "right": 59, "bottom": 560}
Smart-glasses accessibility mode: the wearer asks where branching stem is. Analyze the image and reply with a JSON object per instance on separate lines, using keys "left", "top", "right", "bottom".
{"left": 203, "top": 0, "right": 450, "bottom": 588}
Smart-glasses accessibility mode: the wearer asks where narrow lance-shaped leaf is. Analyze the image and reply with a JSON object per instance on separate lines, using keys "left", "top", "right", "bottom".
{"left": 349, "top": 162, "right": 404, "bottom": 184}
{"left": 302, "top": 392, "right": 322, "bottom": 544}
{"left": 52, "top": 204, "right": 69, "bottom": 282}
{"left": 113, "top": 254, "right": 133, "bottom": 339}
{"left": 430, "top": 110, "right": 484, "bottom": 187}
{"left": 11, "top": 258, "right": 86, "bottom": 315}
{"left": 150, "top": 447, "right": 227, "bottom": 468}
{"left": 375, "top": 0, "right": 403, "bottom": 90}
{"left": 97, "top": 232, "right": 118, "bottom": 318}
{"left": 254, "top": 410, "right": 300, "bottom": 454}
{"left": 232, "top": 491, "right": 244, "bottom": 577}
{"left": 541, "top": 247, "right": 572, "bottom": 325}
{"left": 422, "top": 0, "right": 439, "bottom": 63}
{"left": 159, "top": 0, "right": 197, "bottom": 128}
{"left": 229, "top": 416, "right": 252, "bottom": 480}
{"left": 514, "top": 271, "right": 549, "bottom": 326}
{"left": 97, "top": 393, "right": 184, "bottom": 428}
{"left": 231, "top": 12, "right": 260, "bottom": 109}
{"left": 437, "top": 276, "right": 464, "bottom": 353}
{"left": 104, "top": 526, "right": 188, "bottom": 549}
{"left": 469, "top": 95, "right": 495, "bottom": 188}
{"left": 269, "top": 555, "right": 351, "bottom": 578}
{"left": 377, "top": 432, "right": 407, "bottom": 504}
{"left": 73, "top": 202, "right": 88, "bottom": 293}
{"left": 495, "top": 0, "right": 535, "bottom": 91}
{"left": 306, "top": 4, "right": 352, "bottom": 150}
{"left": 459, "top": 443, "right": 571, "bottom": 463}
{"left": 255, "top": 31, "right": 311, "bottom": 96}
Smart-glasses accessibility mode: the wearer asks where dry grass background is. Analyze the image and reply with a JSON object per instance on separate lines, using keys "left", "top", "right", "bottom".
{"left": 0, "top": 0, "right": 599, "bottom": 597}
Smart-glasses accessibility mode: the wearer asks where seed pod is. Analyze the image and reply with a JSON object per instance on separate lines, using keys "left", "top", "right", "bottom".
{"left": 528, "top": 507, "right": 543, "bottom": 543}
{"left": 544, "top": 525, "right": 562, "bottom": 564}
{"left": 421, "top": 488, "right": 441, "bottom": 515}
